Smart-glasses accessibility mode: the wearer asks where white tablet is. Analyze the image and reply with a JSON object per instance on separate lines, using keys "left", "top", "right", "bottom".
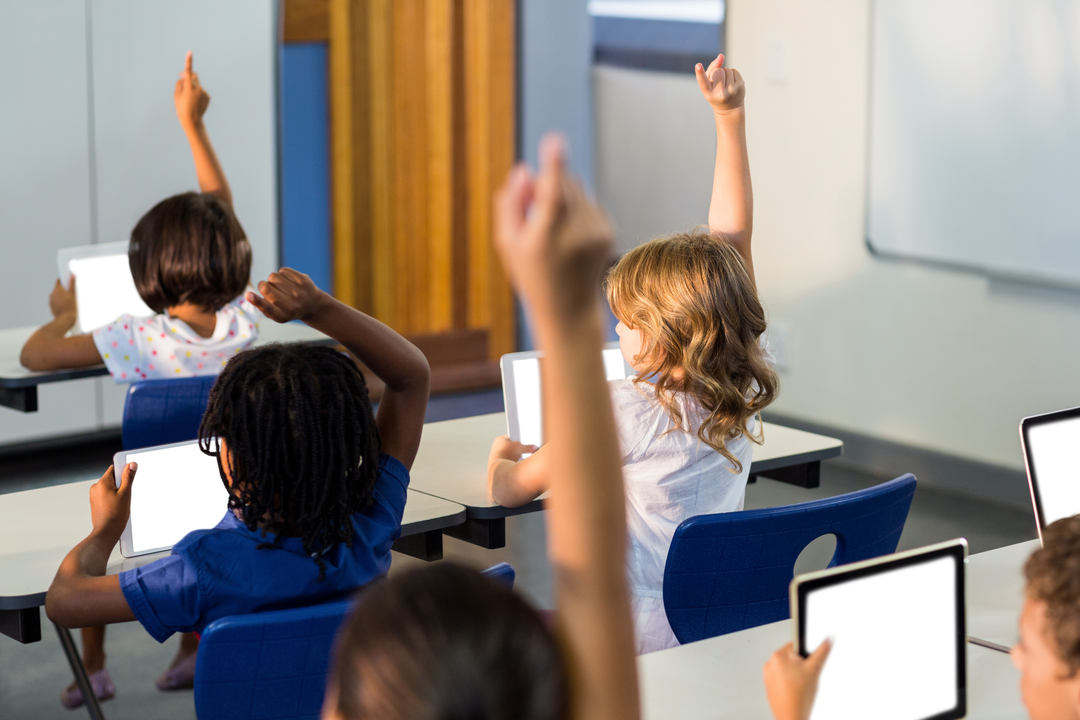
{"left": 114, "top": 439, "right": 231, "bottom": 558}
{"left": 58, "top": 242, "right": 154, "bottom": 334}
{"left": 500, "top": 342, "right": 633, "bottom": 446}
{"left": 1021, "top": 406, "right": 1080, "bottom": 541}
{"left": 791, "top": 539, "right": 968, "bottom": 720}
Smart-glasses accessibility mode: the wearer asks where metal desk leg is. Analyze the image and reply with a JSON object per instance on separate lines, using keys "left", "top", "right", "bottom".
{"left": 758, "top": 461, "right": 821, "bottom": 489}
{"left": 54, "top": 623, "right": 106, "bottom": 720}
{"left": 392, "top": 530, "right": 444, "bottom": 561}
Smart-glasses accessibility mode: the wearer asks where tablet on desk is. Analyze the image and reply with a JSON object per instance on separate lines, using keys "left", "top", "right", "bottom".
{"left": 791, "top": 539, "right": 968, "bottom": 720}
{"left": 500, "top": 342, "right": 633, "bottom": 446}
{"left": 1021, "top": 406, "right": 1080, "bottom": 540}
{"left": 114, "top": 440, "right": 230, "bottom": 558}
{"left": 58, "top": 242, "right": 154, "bottom": 334}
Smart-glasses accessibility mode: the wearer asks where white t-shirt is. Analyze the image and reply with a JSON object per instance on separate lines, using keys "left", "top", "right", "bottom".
{"left": 91, "top": 294, "right": 262, "bottom": 382}
{"left": 612, "top": 377, "right": 758, "bottom": 655}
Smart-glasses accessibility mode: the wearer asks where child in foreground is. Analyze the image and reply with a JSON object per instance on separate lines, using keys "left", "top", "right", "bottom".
{"left": 44, "top": 269, "right": 430, "bottom": 706}
{"left": 487, "top": 53, "right": 778, "bottom": 654}
{"left": 764, "top": 516, "right": 1080, "bottom": 720}
{"left": 323, "top": 136, "right": 641, "bottom": 720}
{"left": 21, "top": 51, "right": 258, "bottom": 380}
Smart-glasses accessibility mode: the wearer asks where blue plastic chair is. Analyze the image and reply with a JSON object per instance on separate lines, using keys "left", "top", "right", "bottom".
{"left": 663, "top": 474, "right": 917, "bottom": 644}
{"left": 193, "top": 563, "right": 516, "bottom": 720}
{"left": 121, "top": 376, "right": 218, "bottom": 450}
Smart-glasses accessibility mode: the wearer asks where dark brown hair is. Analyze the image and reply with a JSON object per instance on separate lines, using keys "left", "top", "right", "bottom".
{"left": 1025, "top": 516, "right": 1080, "bottom": 675}
{"left": 606, "top": 229, "right": 778, "bottom": 472}
{"left": 329, "top": 563, "right": 569, "bottom": 720}
{"left": 129, "top": 192, "right": 251, "bottom": 312}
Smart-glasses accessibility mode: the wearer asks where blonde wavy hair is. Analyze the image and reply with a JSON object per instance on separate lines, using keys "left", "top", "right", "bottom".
{"left": 605, "top": 229, "right": 778, "bottom": 471}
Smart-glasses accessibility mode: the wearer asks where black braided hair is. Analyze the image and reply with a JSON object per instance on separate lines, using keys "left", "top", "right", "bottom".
{"left": 198, "top": 343, "right": 380, "bottom": 581}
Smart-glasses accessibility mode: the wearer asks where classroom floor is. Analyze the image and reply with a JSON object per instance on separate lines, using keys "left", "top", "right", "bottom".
{"left": 0, "top": 389, "right": 1037, "bottom": 720}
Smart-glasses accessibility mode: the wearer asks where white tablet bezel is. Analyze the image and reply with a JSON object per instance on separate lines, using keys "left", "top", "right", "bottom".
{"left": 57, "top": 241, "right": 131, "bottom": 288}
{"left": 790, "top": 538, "right": 968, "bottom": 720}
{"left": 114, "top": 439, "right": 227, "bottom": 558}
{"left": 500, "top": 342, "right": 633, "bottom": 443}
{"left": 1020, "top": 406, "right": 1080, "bottom": 543}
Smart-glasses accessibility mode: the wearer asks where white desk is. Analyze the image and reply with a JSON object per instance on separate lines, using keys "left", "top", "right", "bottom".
{"left": 409, "top": 413, "right": 844, "bottom": 548}
{"left": 0, "top": 322, "right": 335, "bottom": 412}
{"left": 638, "top": 618, "right": 1026, "bottom": 720}
{"left": 968, "top": 539, "right": 1039, "bottom": 652}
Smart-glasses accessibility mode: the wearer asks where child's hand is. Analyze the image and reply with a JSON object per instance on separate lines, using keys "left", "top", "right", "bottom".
{"left": 89, "top": 463, "right": 136, "bottom": 541}
{"left": 49, "top": 277, "right": 77, "bottom": 320}
{"left": 174, "top": 51, "right": 211, "bottom": 132}
{"left": 489, "top": 436, "right": 539, "bottom": 464}
{"left": 763, "top": 640, "right": 832, "bottom": 720}
{"left": 494, "top": 133, "right": 613, "bottom": 320}
{"left": 247, "top": 267, "right": 329, "bottom": 323}
{"left": 696, "top": 53, "right": 745, "bottom": 115}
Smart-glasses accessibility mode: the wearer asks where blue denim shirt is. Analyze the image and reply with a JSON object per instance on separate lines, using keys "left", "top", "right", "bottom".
{"left": 119, "top": 454, "right": 408, "bottom": 642}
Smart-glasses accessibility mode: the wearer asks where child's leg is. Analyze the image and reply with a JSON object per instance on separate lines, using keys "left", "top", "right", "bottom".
{"left": 155, "top": 632, "right": 200, "bottom": 691}
{"left": 81, "top": 625, "right": 106, "bottom": 672}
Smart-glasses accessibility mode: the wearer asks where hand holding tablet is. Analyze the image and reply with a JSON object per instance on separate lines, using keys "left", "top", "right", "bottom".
{"left": 58, "top": 242, "right": 154, "bottom": 333}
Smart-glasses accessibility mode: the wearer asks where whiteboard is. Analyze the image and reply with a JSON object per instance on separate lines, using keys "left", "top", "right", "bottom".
{"left": 868, "top": 0, "right": 1080, "bottom": 286}
{"left": 90, "top": 0, "right": 279, "bottom": 286}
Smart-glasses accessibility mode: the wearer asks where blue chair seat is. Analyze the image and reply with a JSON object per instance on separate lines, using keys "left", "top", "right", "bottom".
{"left": 663, "top": 474, "right": 917, "bottom": 643}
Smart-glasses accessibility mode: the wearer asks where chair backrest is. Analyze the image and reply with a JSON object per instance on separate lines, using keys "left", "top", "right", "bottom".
{"left": 663, "top": 473, "right": 917, "bottom": 644}
{"left": 193, "top": 563, "right": 515, "bottom": 720}
{"left": 122, "top": 376, "right": 218, "bottom": 450}
{"left": 194, "top": 599, "right": 352, "bottom": 720}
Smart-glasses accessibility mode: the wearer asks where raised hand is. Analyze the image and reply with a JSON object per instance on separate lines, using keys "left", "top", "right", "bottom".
{"left": 174, "top": 51, "right": 211, "bottom": 132}
{"left": 247, "top": 268, "right": 329, "bottom": 323}
{"left": 494, "top": 133, "right": 613, "bottom": 320}
{"left": 696, "top": 53, "right": 745, "bottom": 115}
{"left": 49, "top": 276, "right": 77, "bottom": 320}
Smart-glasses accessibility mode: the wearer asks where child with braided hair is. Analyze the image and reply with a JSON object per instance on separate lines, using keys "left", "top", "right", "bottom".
{"left": 44, "top": 268, "right": 430, "bottom": 705}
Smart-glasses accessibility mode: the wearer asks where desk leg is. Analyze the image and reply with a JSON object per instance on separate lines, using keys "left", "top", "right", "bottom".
{"left": 54, "top": 623, "right": 106, "bottom": 720}
{"left": 0, "top": 607, "right": 41, "bottom": 643}
{"left": 392, "top": 531, "right": 444, "bottom": 561}
{"left": 757, "top": 461, "right": 821, "bottom": 489}
{"left": 0, "top": 386, "right": 37, "bottom": 412}
{"left": 443, "top": 518, "right": 506, "bottom": 549}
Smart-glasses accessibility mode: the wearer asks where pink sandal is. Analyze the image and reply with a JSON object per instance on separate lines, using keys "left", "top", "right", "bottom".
{"left": 60, "top": 668, "right": 116, "bottom": 709}
{"left": 155, "top": 650, "right": 198, "bottom": 691}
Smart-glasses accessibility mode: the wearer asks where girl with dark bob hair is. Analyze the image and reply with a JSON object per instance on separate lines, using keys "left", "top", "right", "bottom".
{"left": 323, "top": 136, "right": 641, "bottom": 720}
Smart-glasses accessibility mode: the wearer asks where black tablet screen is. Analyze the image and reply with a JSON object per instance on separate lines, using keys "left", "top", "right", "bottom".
{"left": 70, "top": 253, "right": 151, "bottom": 332}
{"left": 812, "top": 561, "right": 954, "bottom": 720}
{"left": 1028, "top": 418, "right": 1080, "bottom": 520}
{"left": 133, "top": 446, "right": 228, "bottom": 548}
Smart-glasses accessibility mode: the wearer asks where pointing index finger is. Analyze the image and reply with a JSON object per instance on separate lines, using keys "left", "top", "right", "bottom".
{"left": 184, "top": 50, "right": 193, "bottom": 77}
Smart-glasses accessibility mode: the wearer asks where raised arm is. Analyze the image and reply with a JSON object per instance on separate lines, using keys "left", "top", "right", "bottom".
{"left": 696, "top": 53, "right": 755, "bottom": 284}
{"left": 175, "top": 51, "right": 232, "bottom": 207}
{"left": 46, "top": 463, "right": 138, "bottom": 628}
{"left": 19, "top": 277, "right": 103, "bottom": 371}
{"left": 246, "top": 269, "right": 430, "bottom": 470}
{"left": 494, "top": 136, "right": 639, "bottom": 720}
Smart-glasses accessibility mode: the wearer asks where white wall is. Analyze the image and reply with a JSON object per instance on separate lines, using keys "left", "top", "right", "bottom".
{"left": 595, "top": 0, "right": 1080, "bottom": 472}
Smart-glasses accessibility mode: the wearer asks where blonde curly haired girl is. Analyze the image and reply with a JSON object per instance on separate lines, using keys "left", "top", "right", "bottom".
{"left": 488, "top": 53, "right": 777, "bottom": 654}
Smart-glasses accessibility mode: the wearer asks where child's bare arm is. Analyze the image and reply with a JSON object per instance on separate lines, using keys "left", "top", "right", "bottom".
{"left": 487, "top": 439, "right": 549, "bottom": 507}
{"left": 175, "top": 51, "right": 232, "bottom": 207}
{"left": 494, "top": 136, "right": 640, "bottom": 720}
{"left": 697, "top": 53, "right": 755, "bottom": 284}
{"left": 246, "top": 269, "right": 430, "bottom": 470}
{"left": 20, "top": 278, "right": 103, "bottom": 371}
{"left": 46, "top": 464, "right": 138, "bottom": 628}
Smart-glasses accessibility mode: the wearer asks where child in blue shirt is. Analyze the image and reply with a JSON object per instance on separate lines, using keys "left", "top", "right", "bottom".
{"left": 44, "top": 268, "right": 430, "bottom": 704}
